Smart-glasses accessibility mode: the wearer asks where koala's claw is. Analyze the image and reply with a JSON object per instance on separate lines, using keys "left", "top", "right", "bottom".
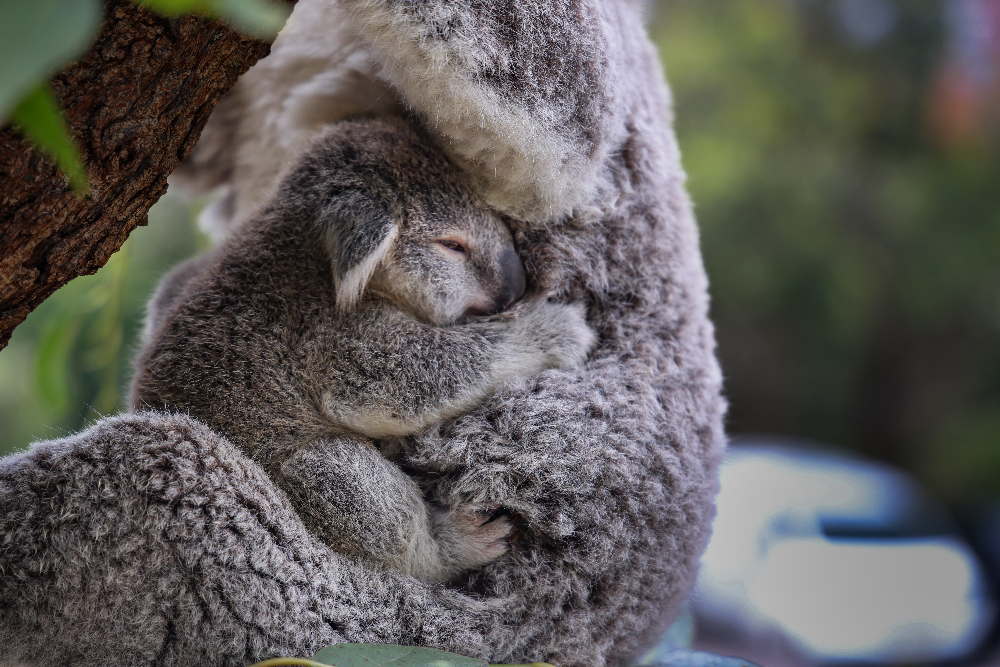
{"left": 435, "top": 506, "right": 516, "bottom": 572}
{"left": 481, "top": 504, "right": 503, "bottom": 521}
{"left": 482, "top": 505, "right": 517, "bottom": 523}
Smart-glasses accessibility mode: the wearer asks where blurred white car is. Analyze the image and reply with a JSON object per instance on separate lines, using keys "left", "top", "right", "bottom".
{"left": 693, "top": 439, "right": 995, "bottom": 664}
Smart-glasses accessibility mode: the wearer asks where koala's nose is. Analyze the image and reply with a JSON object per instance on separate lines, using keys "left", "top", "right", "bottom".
{"left": 497, "top": 248, "right": 526, "bottom": 310}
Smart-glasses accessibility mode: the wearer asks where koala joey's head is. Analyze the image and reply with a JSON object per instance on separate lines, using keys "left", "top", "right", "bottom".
{"left": 310, "top": 118, "right": 526, "bottom": 326}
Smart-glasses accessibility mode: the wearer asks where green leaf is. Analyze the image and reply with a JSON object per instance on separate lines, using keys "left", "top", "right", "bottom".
{"left": 210, "top": 0, "right": 291, "bottom": 39}
{"left": 0, "top": 0, "right": 102, "bottom": 120}
{"left": 134, "top": 0, "right": 210, "bottom": 16}
{"left": 137, "top": 0, "right": 290, "bottom": 39}
{"left": 10, "top": 84, "right": 90, "bottom": 195}
{"left": 312, "top": 644, "right": 488, "bottom": 667}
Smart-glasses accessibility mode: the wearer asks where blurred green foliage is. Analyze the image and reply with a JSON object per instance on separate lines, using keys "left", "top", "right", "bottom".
{"left": 0, "top": 194, "right": 209, "bottom": 456}
{"left": 652, "top": 0, "right": 1000, "bottom": 500}
{"left": 1, "top": 0, "right": 998, "bottom": 505}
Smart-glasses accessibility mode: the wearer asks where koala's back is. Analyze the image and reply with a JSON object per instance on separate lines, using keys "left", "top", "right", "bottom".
{"left": 132, "top": 229, "right": 323, "bottom": 463}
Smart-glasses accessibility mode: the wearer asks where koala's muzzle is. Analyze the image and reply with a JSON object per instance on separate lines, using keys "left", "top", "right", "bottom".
{"left": 498, "top": 248, "right": 527, "bottom": 309}
{"left": 467, "top": 248, "right": 526, "bottom": 317}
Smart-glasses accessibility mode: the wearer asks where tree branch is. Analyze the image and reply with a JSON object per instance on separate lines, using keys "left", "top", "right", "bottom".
{"left": 0, "top": 0, "right": 275, "bottom": 349}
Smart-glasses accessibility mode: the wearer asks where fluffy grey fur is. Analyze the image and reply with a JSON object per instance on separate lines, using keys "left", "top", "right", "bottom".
{"left": 171, "top": 0, "right": 627, "bottom": 232}
{"left": 0, "top": 0, "right": 726, "bottom": 666}
{"left": 132, "top": 117, "right": 596, "bottom": 583}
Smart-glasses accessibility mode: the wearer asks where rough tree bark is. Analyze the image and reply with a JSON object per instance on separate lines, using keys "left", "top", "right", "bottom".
{"left": 0, "top": 0, "right": 277, "bottom": 349}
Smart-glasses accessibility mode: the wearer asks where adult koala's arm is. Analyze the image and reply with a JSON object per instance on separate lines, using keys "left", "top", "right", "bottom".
{"left": 405, "top": 123, "right": 725, "bottom": 667}
{"left": 0, "top": 413, "right": 500, "bottom": 666}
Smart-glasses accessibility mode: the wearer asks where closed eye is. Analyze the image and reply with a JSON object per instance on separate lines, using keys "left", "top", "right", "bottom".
{"left": 438, "top": 239, "right": 466, "bottom": 254}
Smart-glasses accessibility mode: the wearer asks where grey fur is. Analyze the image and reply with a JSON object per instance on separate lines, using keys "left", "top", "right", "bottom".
{"left": 131, "top": 117, "right": 596, "bottom": 583}
{"left": 170, "top": 0, "right": 621, "bottom": 232}
{"left": 0, "top": 1, "right": 727, "bottom": 666}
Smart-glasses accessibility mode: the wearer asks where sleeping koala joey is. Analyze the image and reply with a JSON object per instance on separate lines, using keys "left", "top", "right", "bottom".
{"left": 132, "top": 117, "right": 597, "bottom": 583}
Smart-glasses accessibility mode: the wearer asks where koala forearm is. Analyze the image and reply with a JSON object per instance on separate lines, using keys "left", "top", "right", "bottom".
{"left": 402, "top": 61, "right": 724, "bottom": 667}
{"left": 0, "top": 413, "right": 509, "bottom": 666}
{"left": 277, "top": 436, "right": 436, "bottom": 577}
{"left": 403, "top": 252, "right": 724, "bottom": 666}
{"left": 278, "top": 435, "right": 494, "bottom": 584}
{"left": 318, "top": 303, "right": 594, "bottom": 439}
{"left": 407, "top": 358, "right": 722, "bottom": 667}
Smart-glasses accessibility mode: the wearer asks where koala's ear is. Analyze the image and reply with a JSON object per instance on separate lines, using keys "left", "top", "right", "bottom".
{"left": 323, "top": 203, "right": 399, "bottom": 312}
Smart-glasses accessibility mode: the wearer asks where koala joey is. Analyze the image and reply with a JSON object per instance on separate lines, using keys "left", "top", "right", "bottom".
{"left": 131, "top": 116, "right": 597, "bottom": 584}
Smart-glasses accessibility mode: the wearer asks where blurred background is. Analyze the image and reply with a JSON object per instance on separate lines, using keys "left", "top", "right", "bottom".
{"left": 648, "top": 1, "right": 1000, "bottom": 664}
{"left": 1, "top": 0, "right": 999, "bottom": 664}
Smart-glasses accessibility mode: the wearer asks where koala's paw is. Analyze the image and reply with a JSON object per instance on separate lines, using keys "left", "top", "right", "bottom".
{"left": 517, "top": 301, "right": 598, "bottom": 369}
{"left": 434, "top": 506, "right": 516, "bottom": 574}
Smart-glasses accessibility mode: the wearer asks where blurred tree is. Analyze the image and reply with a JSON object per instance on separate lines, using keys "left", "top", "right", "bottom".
{"left": 653, "top": 0, "right": 1000, "bottom": 500}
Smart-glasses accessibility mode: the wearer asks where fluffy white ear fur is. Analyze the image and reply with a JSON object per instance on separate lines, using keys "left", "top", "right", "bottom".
{"left": 331, "top": 223, "right": 399, "bottom": 313}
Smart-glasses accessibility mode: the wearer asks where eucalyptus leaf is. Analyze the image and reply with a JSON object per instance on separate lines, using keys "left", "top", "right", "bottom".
{"left": 0, "top": 0, "right": 102, "bottom": 121}
{"left": 211, "top": 0, "right": 290, "bottom": 39}
{"left": 10, "top": 84, "right": 90, "bottom": 195}
{"left": 134, "top": 0, "right": 209, "bottom": 15}
{"left": 312, "top": 644, "right": 488, "bottom": 667}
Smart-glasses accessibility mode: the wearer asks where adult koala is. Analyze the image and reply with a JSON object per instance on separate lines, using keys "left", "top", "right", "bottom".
{"left": 0, "top": 1, "right": 726, "bottom": 666}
